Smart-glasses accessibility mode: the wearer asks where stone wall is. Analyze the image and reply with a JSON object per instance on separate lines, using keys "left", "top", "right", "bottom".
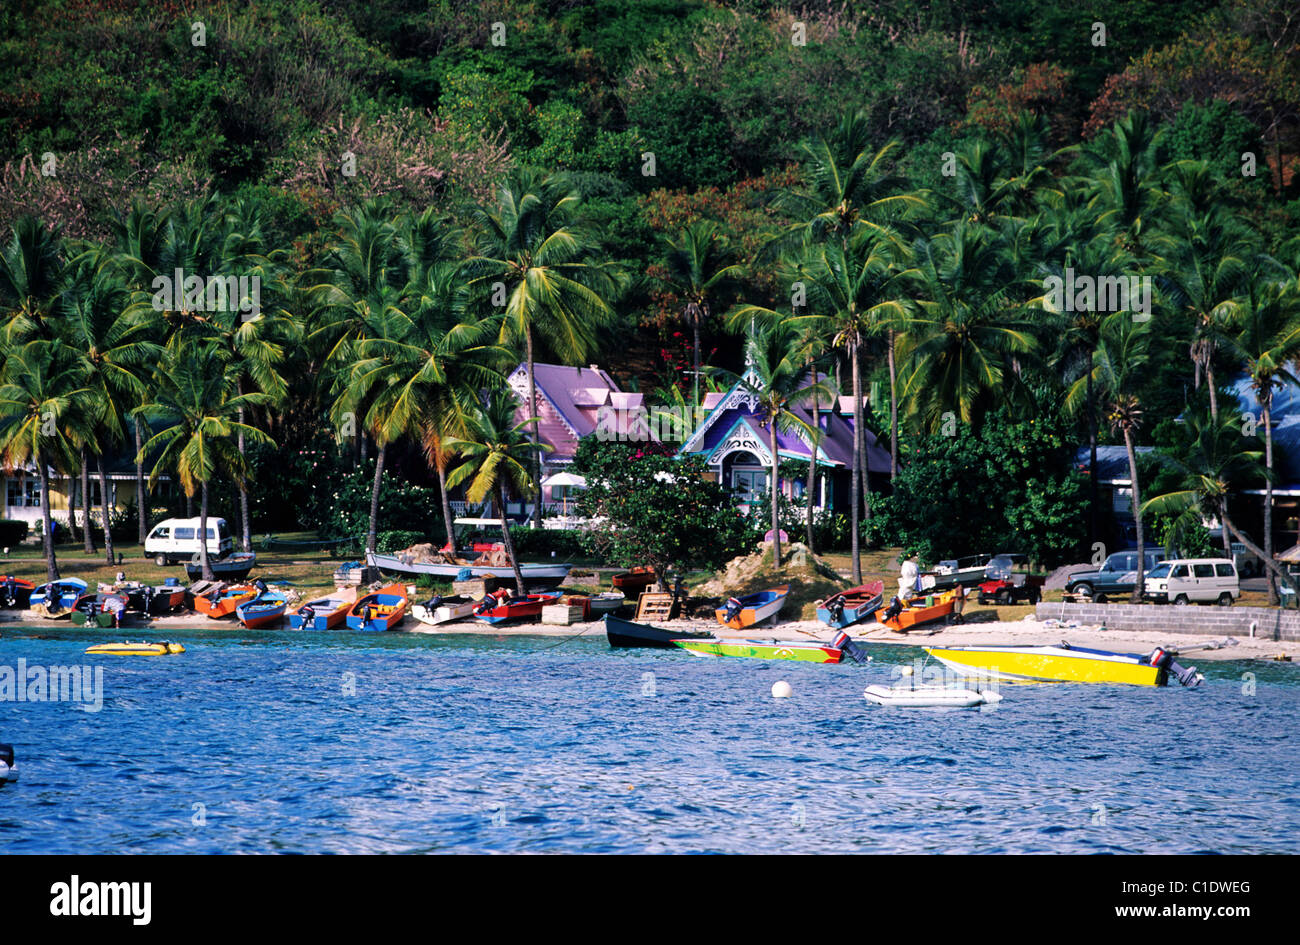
{"left": 1034, "top": 601, "right": 1300, "bottom": 642}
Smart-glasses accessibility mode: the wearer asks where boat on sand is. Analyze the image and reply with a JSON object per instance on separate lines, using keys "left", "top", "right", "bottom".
{"left": 817, "top": 581, "right": 884, "bottom": 629}
{"left": 715, "top": 585, "right": 790, "bottom": 630}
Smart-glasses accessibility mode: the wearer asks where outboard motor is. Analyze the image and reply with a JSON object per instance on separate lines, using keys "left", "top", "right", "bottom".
{"left": 0, "top": 578, "right": 13, "bottom": 608}
{"left": 0, "top": 743, "right": 16, "bottom": 784}
{"left": 1148, "top": 647, "right": 1203, "bottom": 687}
{"left": 825, "top": 595, "right": 845, "bottom": 624}
{"left": 297, "top": 604, "right": 315, "bottom": 623}
{"left": 424, "top": 595, "right": 443, "bottom": 611}
{"left": 723, "top": 597, "right": 743, "bottom": 622}
{"left": 882, "top": 596, "right": 905, "bottom": 622}
{"left": 831, "top": 630, "right": 870, "bottom": 665}
{"left": 253, "top": 579, "right": 269, "bottom": 594}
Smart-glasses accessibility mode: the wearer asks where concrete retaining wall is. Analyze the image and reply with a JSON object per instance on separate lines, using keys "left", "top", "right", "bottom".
{"left": 1034, "top": 601, "right": 1300, "bottom": 642}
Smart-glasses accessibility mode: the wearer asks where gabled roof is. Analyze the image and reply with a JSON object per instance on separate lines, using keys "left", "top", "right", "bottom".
{"left": 507, "top": 362, "right": 645, "bottom": 460}
{"left": 1074, "top": 445, "right": 1155, "bottom": 484}
{"left": 1231, "top": 374, "right": 1300, "bottom": 485}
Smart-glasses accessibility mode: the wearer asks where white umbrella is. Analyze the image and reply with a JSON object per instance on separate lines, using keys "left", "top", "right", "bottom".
{"left": 539, "top": 472, "right": 587, "bottom": 515}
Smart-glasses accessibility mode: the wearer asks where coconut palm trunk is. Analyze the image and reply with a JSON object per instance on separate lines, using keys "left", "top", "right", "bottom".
{"left": 366, "top": 444, "right": 386, "bottom": 555}
{"left": 135, "top": 416, "right": 147, "bottom": 544}
{"left": 1087, "top": 371, "right": 1099, "bottom": 544}
{"left": 497, "top": 482, "right": 527, "bottom": 596}
{"left": 1224, "top": 513, "right": 1299, "bottom": 602}
{"left": 849, "top": 340, "right": 863, "bottom": 583}
{"left": 1263, "top": 391, "right": 1277, "bottom": 605}
{"left": 805, "top": 379, "right": 819, "bottom": 552}
{"left": 437, "top": 462, "right": 458, "bottom": 556}
{"left": 237, "top": 398, "right": 251, "bottom": 552}
{"left": 37, "top": 453, "right": 58, "bottom": 581}
{"left": 888, "top": 330, "right": 899, "bottom": 480}
{"left": 1123, "top": 427, "right": 1145, "bottom": 604}
{"left": 692, "top": 312, "right": 702, "bottom": 412}
{"left": 79, "top": 449, "right": 94, "bottom": 553}
{"left": 525, "top": 331, "right": 541, "bottom": 527}
{"left": 95, "top": 451, "right": 115, "bottom": 565}
{"left": 198, "top": 480, "right": 213, "bottom": 581}
{"left": 769, "top": 414, "right": 782, "bottom": 568}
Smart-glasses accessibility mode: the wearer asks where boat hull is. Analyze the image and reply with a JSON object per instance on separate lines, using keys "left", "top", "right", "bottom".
{"left": 185, "top": 552, "right": 257, "bottom": 582}
{"left": 85, "top": 642, "right": 185, "bottom": 656}
{"left": 926, "top": 644, "right": 1166, "bottom": 686}
{"left": 193, "top": 585, "right": 258, "bottom": 619}
{"left": 345, "top": 584, "right": 409, "bottom": 631}
{"left": 674, "top": 638, "right": 843, "bottom": 663}
{"left": 367, "top": 552, "right": 570, "bottom": 589}
{"left": 237, "top": 594, "right": 288, "bottom": 629}
{"left": 715, "top": 585, "right": 790, "bottom": 630}
{"left": 878, "top": 591, "right": 957, "bottom": 632}
{"left": 817, "top": 582, "right": 884, "bottom": 629}
{"left": 863, "top": 684, "right": 1001, "bottom": 707}
{"left": 604, "top": 614, "right": 712, "bottom": 648}
{"left": 411, "top": 596, "right": 478, "bottom": 626}
{"left": 287, "top": 597, "right": 351, "bottom": 630}
{"left": 473, "top": 592, "right": 562, "bottom": 625}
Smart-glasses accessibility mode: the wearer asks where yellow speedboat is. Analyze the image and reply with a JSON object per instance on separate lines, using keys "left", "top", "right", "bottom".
{"left": 84, "top": 641, "right": 185, "bottom": 656}
{"left": 925, "top": 643, "right": 1201, "bottom": 687}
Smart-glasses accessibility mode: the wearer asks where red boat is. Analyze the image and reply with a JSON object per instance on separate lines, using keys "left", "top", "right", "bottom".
{"left": 612, "top": 566, "right": 656, "bottom": 595}
{"left": 473, "top": 589, "right": 563, "bottom": 625}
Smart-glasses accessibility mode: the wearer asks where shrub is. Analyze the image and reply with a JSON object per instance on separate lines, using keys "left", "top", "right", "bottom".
{"left": 0, "top": 519, "right": 30, "bottom": 546}
{"left": 376, "top": 530, "right": 428, "bottom": 553}
{"left": 510, "top": 528, "right": 589, "bottom": 559}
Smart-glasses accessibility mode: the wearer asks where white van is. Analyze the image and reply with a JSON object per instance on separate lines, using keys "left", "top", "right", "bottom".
{"left": 1143, "top": 558, "right": 1239, "bottom": 605}
{"left": 144, "top": 518, "right": 233, "bottom": 566}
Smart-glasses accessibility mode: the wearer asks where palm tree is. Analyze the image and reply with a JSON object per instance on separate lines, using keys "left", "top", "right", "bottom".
{"left": 0, "top": 216, "right": 65, "bottom": 342}
{"left": 1144, "top": 408, "right": 1300, "bottom": 601}
{"left": 60, "top": 249, "right": 162, "bottom": 563}
{"left": 444, "top": 389, "right": 548, "bottom": 596}
{"left": 466, "top": 169, "right": 619, "bottom": 523}
{"left": 1079, "top": 111, "right": 1170, "bottom": 258}
{"left": 663, "top": 222, "right": 744, "bottom": 411}
{"left": 0, "top": 339, "right": 95, "bottom": 580}
{"left": 1066, "top": 312, "right": 1154, "bottom": 602}
{"left": 903, "top": 221, "right": 1039, "bottom": 431}
{"left": 137, "top": 346, "right": 273, "bottom": 580}
{"left": 1228, "top": 276, "right": 1300, "bottom": 604}
{"left": 726, "top": 324, "right": 835, "bottom": 568}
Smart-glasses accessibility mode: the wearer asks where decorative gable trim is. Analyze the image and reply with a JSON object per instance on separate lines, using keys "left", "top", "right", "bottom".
{"left": 679, "top": 368, "right": 762, "bottom": 455}
{"left": 705, "top": 416, "right": 772, "bottom": 466}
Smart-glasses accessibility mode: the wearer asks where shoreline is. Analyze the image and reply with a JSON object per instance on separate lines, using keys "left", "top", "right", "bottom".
{"left": 5, "top": 608, "right": 1296, "bottom": 661}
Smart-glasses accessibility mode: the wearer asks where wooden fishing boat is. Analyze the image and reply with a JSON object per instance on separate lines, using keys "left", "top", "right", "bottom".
{"left": 0, "top": 576, "right": 35, "bottom": 608}
{"left": 85, "top": 641, "right": 185, "bottom": 656}
{"left": 588, "top": 591, "right": 625, "bottom": 616}
{"left": 612, "top": 566, "right": 656, "bottom": 595}
{"left": 185, "top": 551, "right": 257, "bottom": 581}
{"left": 71, "top": 592, "right": 129, "bottom": 628}
{"left": 29, "top": 579, "right": 88, "bottom": 618}
{"left": 674, "top": 636, "right": 844, "bottom": 663}
{"left": 925, "top": 643, "right": 1204, "bottom": 687}
{"left": 603, "top": 613, "right": 714, "bottom": 649}
{"left": 119, "top": 582, "right": 187, "bottom": 615}
{"left": 236, "top": 590, "right": 289, "bottom": 629}
{"left": 366, "top": 552, "right": 571, "bottom": 589}
{"left": 411, "top": 594, "right": 478, "bottom": 627}
{"left": 192, "top": 583, "right": 259, "bottom": 619}
{"left": 287, "top": 591, "right": 355, "bottom": 630}
{"left": 715, "top": 585, "right": 790, "bottom": 630}
{"left": 876, "top": 589, "right": 958, "bottom": 632}
{"left": 817, "top": 581, "right": 885, "bottom": 629}
{"left": 473, "top": 590, "right": 563, "bottom": 625}
{"left": 346, "top": 583, "right": 410, "bottom": 631}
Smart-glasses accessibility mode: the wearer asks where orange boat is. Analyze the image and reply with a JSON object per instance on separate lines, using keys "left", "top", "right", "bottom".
{"left": 193, "top": 583, "right": 259, "bottom": 619}
{"left": 346, "top": 583, "right": 410, "bottom": 631}
{"left": 876, "top": 589, "right": 958, "bottom": 633}
{"left": 612, "top": 566, "right": 656, "bottom": 595}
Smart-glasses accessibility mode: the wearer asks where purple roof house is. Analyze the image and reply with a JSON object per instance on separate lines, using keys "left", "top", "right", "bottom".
{"left": 677, "top": 367, "right": 890, "bottom": 512}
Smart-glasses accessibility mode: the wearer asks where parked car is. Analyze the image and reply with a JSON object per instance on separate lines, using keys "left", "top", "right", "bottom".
{"left": 1065, "top": 550, "right": 1166, "bottom": 601}
{"left": 976, "top": 554, "right": 1045, "bottom": 605}
{"left": 1143, "top": 558, "right": 1239, "bottom": 606}
{"left": 144, "top": 517, "right": 233, "bottom": 566}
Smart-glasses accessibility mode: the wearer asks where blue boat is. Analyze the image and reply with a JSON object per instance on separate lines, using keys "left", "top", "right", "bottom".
{"left": 816, "top": 581, "right": 885, "bottom": 629}
{"left": 30, "top": 578, "right": 89, "bottom": 617}
{"left": 236, "top": 590, "right": 289, "bottom": 628}
{"left": 287, "top": 592, "right": 354, "bottom": 630}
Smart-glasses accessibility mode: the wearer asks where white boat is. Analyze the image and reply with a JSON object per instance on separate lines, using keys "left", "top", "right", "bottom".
{"left": 863, "top": 684, "right": 1003, "bottom": 708}
{"left": 411, "top": 594, "right": 478, "bottom": 627}
{"left": 0, "top": 743, "right": 15, "bottom": 784}
{"left": 367, "top": 552, "right": 571, "bottom": 585}
{"left": 587, "top": 591, "right": 625, "bottom": 615}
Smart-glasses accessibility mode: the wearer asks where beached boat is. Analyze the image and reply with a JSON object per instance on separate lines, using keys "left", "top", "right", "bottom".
{"left": 236, "top": 590, "right": 289, "bottom": 629}
{"left": 925, "top": 643, "right": 1204, "bottom": 687}
{"left": 876, "top": 589, "right": 958, "bottom": 632}
{"left": 0, "top": 576, "right": 35, "bottom": 608}
{"left": 863, "top": 684, "right": 1004, "bottom": 708}
{"left": 411, "top": 594, "right": 478, "bottom": 627}
{"left": 473, "top": 590, "right": 562, "bottom": 625}
{"left": 588, "top": 591, "right": 625, "bottom": 616}
{"left": 29, "top": 579, "right": 88, "bottom": 618}
{"left": 185, "top": 551, "right": 257, "bottom": 581}
{"left": 366, "top": 551, "right": 571, "bottom": 589}
{"left": 612, "top": 566, "right": 656, "bottom": 596}
{"left": 120, "top": 582, "right": 187, "bottom": 615}
{"left": 603, "top": 613, "right": 714, "bottom": 649}
{"left": 674, "top": 636, "right": 844, "bottom": 663}
{"left": 287, "top": 591, "right": 355, "bottom": 630}
{"left": 346, "top": 583, "right": 409, "bottom": 631}
{"left": 85, "top": 641, "right": 185, "bottom": 656}
{"left": 192, "top": 583, "right": 259, "bottom": 619}
{"left": 817, "top": 581, "right": 885, "bottom": 629}
{"left": 715, "top": 585, "right": 790, "bottom": 630}
{"left": 71, "top": 592, "right": 129, "bottom": 628}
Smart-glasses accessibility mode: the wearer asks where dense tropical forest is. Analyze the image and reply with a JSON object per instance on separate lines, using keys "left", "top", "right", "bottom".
{"left": 1, "top": 0, "right": 1299, "bottom": 596}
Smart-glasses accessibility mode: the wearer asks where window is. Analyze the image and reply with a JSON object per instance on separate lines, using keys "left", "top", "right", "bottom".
{"left": 175, "top": 527, "right": 195, "bottom": 540}
{"left": 1216, "top": 564, "right": 1235, "bottom": 577}
{"left": 1193, "top": 564, "right": 1214, "bottom": 578}
{"left": 6, "top": 479, "right": 40, "bottom": 507}
{"left": 730, "top": 469, "right": 767, "bottom": 504}
{"left": 1171, "top": 565, "right": 1189, "bottom": 578}
{"left": 150, "top": 527, "right": 170, "bottom": 540}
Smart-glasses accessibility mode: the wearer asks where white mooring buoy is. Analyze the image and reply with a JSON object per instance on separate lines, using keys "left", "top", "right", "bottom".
{"left": 771, "top": 680, "right": 793, "bottom": 699}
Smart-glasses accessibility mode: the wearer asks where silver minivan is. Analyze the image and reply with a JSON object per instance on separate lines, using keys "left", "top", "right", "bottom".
{"left": 144, "top": 517, "right": 233, "bottom": 566}
{"left": 1143, "top": 558, "right": 1239, "bottom": 605}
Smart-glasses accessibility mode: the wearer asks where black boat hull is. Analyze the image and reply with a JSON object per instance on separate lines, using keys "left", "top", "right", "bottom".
{"left": 604, "top": 614, "right": 711, "bottom": 649}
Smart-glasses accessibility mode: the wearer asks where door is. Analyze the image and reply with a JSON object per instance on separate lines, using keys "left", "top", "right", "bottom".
{"left": 730, "top": 469, "right": 767, "bottom": 506}
{"left": 1191, "top": 563, "right": 1216, "bottom": 600}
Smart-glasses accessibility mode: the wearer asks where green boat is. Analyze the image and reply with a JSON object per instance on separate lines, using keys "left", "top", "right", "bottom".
{"left": 673, "top": 637, "right": 845, "bottom": 664}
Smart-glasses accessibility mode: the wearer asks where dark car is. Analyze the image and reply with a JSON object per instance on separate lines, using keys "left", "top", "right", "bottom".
{"left": 1065, "top": 550, "right": 1166, "bottom": 601}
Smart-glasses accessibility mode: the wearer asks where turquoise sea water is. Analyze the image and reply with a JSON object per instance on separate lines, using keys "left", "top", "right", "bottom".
{"left": 1, "top": 627, "right": 1297, "bottom": 854}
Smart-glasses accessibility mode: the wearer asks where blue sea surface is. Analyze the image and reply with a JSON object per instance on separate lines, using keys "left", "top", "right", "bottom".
{"left": 1, "top": 627, "right": 1297, "bottom": 854}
